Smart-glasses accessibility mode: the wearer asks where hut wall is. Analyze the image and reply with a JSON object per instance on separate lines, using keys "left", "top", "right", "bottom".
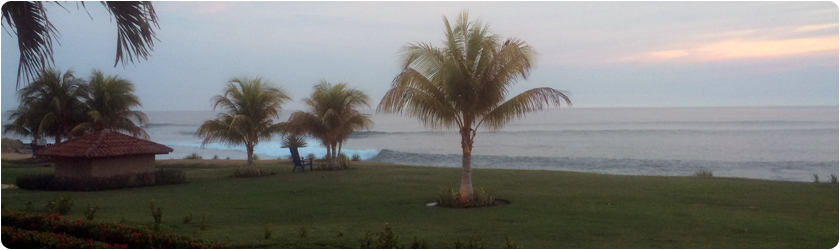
{"left": 54, "top": 158, "right": 93, "bottom": 179}
{"left": 89, "top": 154, "right": 156, "bottom": 185}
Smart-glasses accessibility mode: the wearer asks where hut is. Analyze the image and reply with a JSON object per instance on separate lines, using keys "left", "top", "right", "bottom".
{"left": 36, "top": 129, "right": 173, "bottom": 185}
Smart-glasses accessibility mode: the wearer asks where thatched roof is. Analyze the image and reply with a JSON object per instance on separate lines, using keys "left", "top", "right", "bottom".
{"left": 36, "top": 129, "right": 173, "bottom": 158}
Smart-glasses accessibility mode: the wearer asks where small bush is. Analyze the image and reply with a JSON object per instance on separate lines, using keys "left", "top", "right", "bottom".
{"left": 183, "top": 153, "right": 202, "bottom": 160}
{"left": 337, "top": 153, "right": 350, "bottom": 170}
{"left": 83, "top": 204, "right": 97, "bottom": 221}
{"left": 182, "top": 213, "right": 193, "bottom": 224}
{"left": 149, "top": 200, "right": 163, "bottom": 231}
{"left": 452, "top": 236, "right": 483, "bottom": 249}
{"left": 813, "top": 173, "right": 820, "bottom": 183}
{"left": 212, "top": 155, "right": 219, "bottom": 160}
{"left": 297, "top": 225, "right": 309, "bottom": 238}
{"left": 351, "top": 154, "right": 361, "bottom": 161}
{"left": 252, "top": 154, "right": 259, "bottom": 160}
{"left": 692, "top": 170, "right": 714, "bottom": 178}
{"left": 232, "top": 167, "right": 275, "bottom": 178}
{"left": 436, "top": 188, "right": 496, "bottom": 208}
{"left": 156, "top": 169, "right": 187, "bottom": 185}
{"left": 225, "top": 156, "right": 230, "bottom": 160}
{"left": 44, "top": 197, "right": 74, "bottom": 215}
{"left": 410, "top": 237, "right": 428, "bottom": 249}
{"left": 360, "top": 224, "right": 400, "bottom": 249}
{"left": 504, "top": 237, "right": 522, "bottom": 249}
{"left": 199, "top": 214, "right": 208, "bottom": 231}
{"left": 263, "top": 224, "right": 272, "bottom": 239}
{"left": 306, "top": 153, "right": 316, "bottom": 159}
{"left": 831, "top": 174, "right": 838, "bottom": 185}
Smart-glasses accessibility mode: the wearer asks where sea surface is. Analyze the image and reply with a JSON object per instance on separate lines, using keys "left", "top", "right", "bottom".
{"left": 3, "top": 106, "right": 838, "bottom": 182}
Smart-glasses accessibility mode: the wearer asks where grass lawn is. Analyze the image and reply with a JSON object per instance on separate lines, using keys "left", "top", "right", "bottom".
{"left": 1, "top": 159, "right": 837, "bottom": 248}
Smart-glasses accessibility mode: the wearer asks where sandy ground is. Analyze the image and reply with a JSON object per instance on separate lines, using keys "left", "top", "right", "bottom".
{"left": 1, "top": 152, "right": 33, "bottom": 161}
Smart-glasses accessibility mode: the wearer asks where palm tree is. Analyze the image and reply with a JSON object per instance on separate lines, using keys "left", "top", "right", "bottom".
{"left": 378, "top": 12, "right": 572, "bottom": 203}
{"left": 285, "top": 81, "right": 373, "bottom": 169}
{"left": 1, "top": 1, "right": 158, "bottom": 87}
{"left": 4, "top": 68, "right": 86, "bottom": 143}
{"left": 71, "top": 70, "right": 149, "bottom": 138}
{"left": 195, "top": 77, "right": 290, "bottom": 167}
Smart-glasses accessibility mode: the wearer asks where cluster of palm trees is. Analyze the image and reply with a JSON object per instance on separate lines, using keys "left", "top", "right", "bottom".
{"left": 196, "top": 79, "right": 372, "bottom": 169}
{"left": 3, "top": 69, "right": 148, "bottom": 144}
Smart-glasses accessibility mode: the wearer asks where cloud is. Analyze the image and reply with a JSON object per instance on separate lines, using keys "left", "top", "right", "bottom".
{"left": 622, "top": 36, "right": 838, "bottom": 62}
{"left": 796, "top": 23, "right": 839, "bottom": 32}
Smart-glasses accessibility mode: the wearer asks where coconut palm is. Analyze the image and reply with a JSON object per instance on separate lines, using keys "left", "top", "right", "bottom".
{"left": 4, "top": 68, "right": 86, "bottom": 143}
{"left": 378, "top": 12, "right": 572, "bottom": 203}
{"left": 1, "top": 1, "right": 158, "bottom": 87}
{"left": 71, "top": 70, "right": 148, "bottom": 138}
{"left": 285, "top": 81, "right": 373, "bottom": 169}
{"left": 195, "top": 77, "right": 290, "bottom": 167}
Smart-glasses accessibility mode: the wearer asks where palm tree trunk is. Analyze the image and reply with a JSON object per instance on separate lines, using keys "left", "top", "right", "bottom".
{"left": 329, "top": 143, "right": 338, "bottom": 170}
{"left": 459, "top": 129, "right": 474, "bottom": 203}
{"left": 246, "top": 144, "right": 254, "bottom": 167}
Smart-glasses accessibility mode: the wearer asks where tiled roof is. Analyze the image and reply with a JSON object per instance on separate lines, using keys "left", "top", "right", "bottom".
{"left": 37, "top": 129, "right": 173, "bottom": 158}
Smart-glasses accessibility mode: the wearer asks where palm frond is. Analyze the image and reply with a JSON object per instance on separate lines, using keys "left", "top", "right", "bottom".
{"left": 2, "top": 1, "right": 57, "bottom": 87}
{"left": 103, "top": 1, "right": 159, "bottom": 67}
{"left": 480, "top": 88, "right": 571, "bottom": 130}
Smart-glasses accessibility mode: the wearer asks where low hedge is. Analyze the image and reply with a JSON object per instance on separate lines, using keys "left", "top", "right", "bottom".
{"left": 2, "top": 211, "right": 223, "bottom": 248}
{"left": 16, "top": 169, "right": 186, "bottom": 192}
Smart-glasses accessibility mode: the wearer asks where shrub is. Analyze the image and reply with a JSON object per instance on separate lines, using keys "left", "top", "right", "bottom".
{"left": 156, "top": 169, "right": 187, "bottom": 185}
{"left": 306, "top": 153, "right": 316, "bottom": 159}
{"left": 232, "top": 167, "right": 275, "bottom": 178}
{"left": 360, "top": 224, "right": 401, "bottom": 249}
{"left": 263, "top": 224, "right": 272, "bottom": 239}
{"left": 452, "top": 236, "right": 483, "bottom": 249}
{"left": 297, "top": 225, "right": 309, "bottom": 238}
{"left": 199, "top": 214, "right": 208, "bottom": 231}
{"left": 44, "top": 197, "right": 73, "bottom": 215}
{"left": 504, "top": 236, "right": 522, "bottom": 249}
{"left": 337, "top": 153, "right": 350, "bottom": 170}
{"left": 813, "top": 173, "right": 820, "bottom": 183}
{"left": 149, "top": 200, "right": 163, "bottom": 231}
{"left": 183, "top": 153, "right": 202, "bottom": 160}
{"left": 351, "top": 154, "right": 361, "bottom": 161}
{"left": 225, "top": 156, "right": 230, "bottom": 160}
{"left": 252, "top": 154, "right": 259, "bottom": 160}
{"left": 16, "top": 174, "right": 53, "bottom": 190}
{"left": 692, "top": 170, "right": 714, "bottom": 178}
{"left": 436, "top": 188, "right": 496, "bottom": 208}
{"left": 410, "top": 237, "right": 428, "bottom": 249}
{"left": 1, "top": 211, "right": 223, "bottom": 248}
{"left": 831, "top": 174, "right": 838, "bottom": 185}
{"left": 183, "top": 213, "right": 193, "bottom": 224}
{"left": 1, "top": 226, "right": 109, "bottom": 249}
{"left": 212, "top": 155, "right": 219, "bottom": 160}
{"left": 83, "top": 204, "right": 97, "bottom": 221}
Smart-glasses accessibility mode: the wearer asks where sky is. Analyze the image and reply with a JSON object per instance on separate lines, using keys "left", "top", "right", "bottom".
{"left": 1, "top": 1, "right": 838, "bottom": 112}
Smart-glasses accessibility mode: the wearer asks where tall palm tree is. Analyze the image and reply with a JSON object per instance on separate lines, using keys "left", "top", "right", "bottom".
{"left": 195, "top": 77, "right": 290, "bottom": 167}
{"left": 1, "top": 1, "right": 159, "bottom": 87}
{"left": 285, "top": 81, "right": 373, "bottom": 169}
{"left": 4, "top": 68, "right": 86, "bottom": 143}
{"left": 71, "top": 70, "right": 148, "bottom": 138}
{"left": 378, "top": 12, "right": 572, "bottom": 203}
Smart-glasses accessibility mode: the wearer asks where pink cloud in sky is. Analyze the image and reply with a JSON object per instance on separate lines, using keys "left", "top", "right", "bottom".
{"left": 622, "top": 35, "right": 838, "bottom": 63}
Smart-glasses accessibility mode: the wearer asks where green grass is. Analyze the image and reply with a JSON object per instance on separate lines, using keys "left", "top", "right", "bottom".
{"left": 2, "top": 161, "right": 837, "bottom": 248}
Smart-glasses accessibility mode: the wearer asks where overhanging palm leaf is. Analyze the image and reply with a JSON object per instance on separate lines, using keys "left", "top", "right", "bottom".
{"left": 1, "top": 1, "right": 159, "bottom": 87}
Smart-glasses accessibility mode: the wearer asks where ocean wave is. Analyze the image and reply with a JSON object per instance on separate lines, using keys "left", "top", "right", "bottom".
{"left": 367, "top": 149, "right": 838, "bottom": 182}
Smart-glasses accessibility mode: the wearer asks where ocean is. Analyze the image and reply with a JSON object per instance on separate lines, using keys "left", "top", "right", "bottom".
{"left": 4, "top": 106, "right": 838, "bottom": 182}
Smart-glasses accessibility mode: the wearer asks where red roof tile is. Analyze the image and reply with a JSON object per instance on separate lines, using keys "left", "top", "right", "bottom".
{"left": 37, "top": 129, "right": 173, "bottom": 158}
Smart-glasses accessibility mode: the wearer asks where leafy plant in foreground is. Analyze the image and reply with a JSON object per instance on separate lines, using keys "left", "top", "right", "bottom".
{"left": 44, "top": 197, "right": 73, "bottom": 215}
{"left": 83, "top": 204, "right": 98, "bottom": 221}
